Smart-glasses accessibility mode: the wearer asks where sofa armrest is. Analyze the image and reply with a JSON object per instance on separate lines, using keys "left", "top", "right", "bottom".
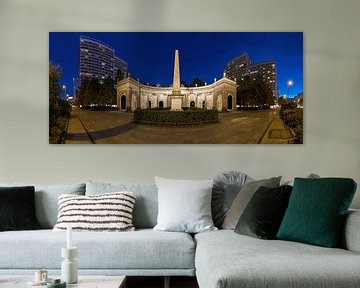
{"left": 342, "top": 209, "right": 360, "bottom": 253}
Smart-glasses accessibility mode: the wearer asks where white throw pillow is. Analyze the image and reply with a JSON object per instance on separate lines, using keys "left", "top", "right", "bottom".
{"left": 153, "top": 177, "right": 217, "bottom": 233}
{"left": 53, "top": 192, "right": 135, "bottom": 232}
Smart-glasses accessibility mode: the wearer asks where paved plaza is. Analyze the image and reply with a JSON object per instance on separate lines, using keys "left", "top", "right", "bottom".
{"left": 64, "top": 108, "right": 293, "bottom": 144}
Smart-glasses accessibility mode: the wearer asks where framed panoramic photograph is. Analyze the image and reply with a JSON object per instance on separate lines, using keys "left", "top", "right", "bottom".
{"left": 49, "top": 32, "right": 303, "bottom": 144}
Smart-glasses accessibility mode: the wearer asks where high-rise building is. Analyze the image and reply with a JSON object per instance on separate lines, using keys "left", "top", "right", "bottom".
{"left": 114, "top": 56, "right": 128, "bottom": 80}
{"left": 225, "top": 53, "right": 277, "bottom": 97}
{"left": 225, "top": 53, "right": 251, "bottom": 81}
{"left": 79, "top": 36, "right": 127, "bottom": 84}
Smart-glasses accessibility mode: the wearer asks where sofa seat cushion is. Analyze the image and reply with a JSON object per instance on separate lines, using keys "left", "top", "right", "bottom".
{"left": 0, "top": 229, "right": 195, "bottom": 271}
{"left": 195, "top": 230, "right": 360, "bottom": 288}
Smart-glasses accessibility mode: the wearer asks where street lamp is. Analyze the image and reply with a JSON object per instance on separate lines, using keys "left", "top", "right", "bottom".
{"left": 62, "top": 85, "right": 67, "bottom": 99}
{"left": 287, "top": 80, "right": 293, "bottom": 98}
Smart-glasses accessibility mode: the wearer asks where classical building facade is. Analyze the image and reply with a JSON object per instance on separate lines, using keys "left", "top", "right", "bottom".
{"left": 116, "top": 50, "right": 237, "bottom": 112}
{"left": 116, "top": 77, "right": 237, "bottom": 111}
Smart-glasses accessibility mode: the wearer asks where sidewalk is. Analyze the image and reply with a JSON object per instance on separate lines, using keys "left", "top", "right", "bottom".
{"left": 260, "top": 110, "right": 294, "bottom": 144}
{"left": 64, "top": 109, "right": 93, "bottom": 144}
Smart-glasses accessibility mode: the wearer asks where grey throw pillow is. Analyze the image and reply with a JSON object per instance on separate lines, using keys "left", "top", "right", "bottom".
{"left": 222, "top": 176, "right": 281, "bottom": 230}
{"left": 212, "top": 171, "right": 250, "bottom": 228}
{"left": 153, "top": 177, "right": 217, "bottom": 233}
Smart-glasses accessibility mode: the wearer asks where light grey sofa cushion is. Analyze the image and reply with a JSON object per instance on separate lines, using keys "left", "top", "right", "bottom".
{"left": 0, "top": 183, "right": 85, "bottom": 228}
{"left": 85, "top": 181, "right": 158, "bottom": 228}
{"left": 154, "top": 177, "right": 216, "bottom": 233}
{"left": 195, "top": 230, "right": 360, "bottom": 288}
{"left": 0, "top": 229, "right": 195, "bottom": 272}
{"left": 342, "top": 209, "right": 360, "bottom": 253}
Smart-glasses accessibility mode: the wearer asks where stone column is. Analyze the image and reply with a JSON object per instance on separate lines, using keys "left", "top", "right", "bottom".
{"left": 172, "top": 49, "right": 180, "bottom": 94}
{"left": 170, "top": 49, "right": 183, "bottom": 111}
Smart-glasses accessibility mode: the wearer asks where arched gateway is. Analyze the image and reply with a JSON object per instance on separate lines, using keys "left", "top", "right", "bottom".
{"left": 227, "top": 95, "right": 233, "bottom": 110}
{"left": 120, "top": 95, "right": 126, "bottom": 110}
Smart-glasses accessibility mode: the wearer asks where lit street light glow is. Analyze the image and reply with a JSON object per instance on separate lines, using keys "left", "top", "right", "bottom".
{"left": 287, "top": 80, "right": 293, "bottom": 98}
{"left": 62, "top": 85, "right": 67, "bottom": 99}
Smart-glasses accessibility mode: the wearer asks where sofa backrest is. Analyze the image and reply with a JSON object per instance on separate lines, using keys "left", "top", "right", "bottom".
{"left": 86, "top": 181, "right": 158, "bottom": 229}
{"left": 0, "top": 183, "right": 86, "bottom": 229}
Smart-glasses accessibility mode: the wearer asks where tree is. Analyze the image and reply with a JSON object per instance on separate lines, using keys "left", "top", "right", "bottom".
{"left": 236, "top": 76, "right": 253, "bottom": 107}
{"left": 278, "top": 96, "right": 288, "bottom": 107}
{"left": 49, "top": 63, "right": 62, "bottom": 137}
{"left": 189, "top": 77, "right": 205, "bottom": 87}
{"left": 99, "top": 77, "right": 116, "bottom": 105}
{"left": 280, "top": 100, "right": 297, "bottom": 115}
{"left": 115, "top": 69, "right": 126, "bottom": 82}
{"left": 180, "top": 80, "right": 188, "bottom": 87}
{"left": 76, "top": 79, "right": 100, "bottom": 106}
{"left": 49, "top": 62, "right": 71, "bottom": 143}
{"left": 252, "top": 75, "right": 274, "bottom": 107}
{"left": 236, "top": 75, "right": 274, "bottom": 109}
{"left": 49, "top": 63, "right": 62, "bottom": 99}
{"left": 76, "top": 77, "right": 116, "bottom": 107}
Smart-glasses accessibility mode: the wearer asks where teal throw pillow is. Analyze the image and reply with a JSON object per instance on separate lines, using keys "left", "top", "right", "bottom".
{"left": 277, "top": 178, "right": 357, "bottom": 247}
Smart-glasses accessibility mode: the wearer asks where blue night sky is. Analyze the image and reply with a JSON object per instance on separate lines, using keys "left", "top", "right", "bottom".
{"left": 49, "top": 32, "right": 303, "bottom": 98}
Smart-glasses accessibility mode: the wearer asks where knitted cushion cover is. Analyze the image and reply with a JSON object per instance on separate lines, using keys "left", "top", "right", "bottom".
{"left": 277, "top": 178, "right": 357, "bottom": 247}
{"left": 53, "top": 192, "right": 136, "bottom": 231}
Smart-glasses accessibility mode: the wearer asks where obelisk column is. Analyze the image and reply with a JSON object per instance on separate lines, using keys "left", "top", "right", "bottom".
{"left": 170, "top": 49, "right": 183, "bottom": 111}
{"left": 172, "top": 49, "right": 180, "bottom": 94}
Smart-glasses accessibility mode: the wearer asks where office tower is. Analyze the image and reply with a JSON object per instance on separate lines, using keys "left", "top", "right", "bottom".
{"left": 225, "top": 53, "right": 277, "bottom": 97}
{"left": 79, "top": 36, "right": 127, "bottom": 84}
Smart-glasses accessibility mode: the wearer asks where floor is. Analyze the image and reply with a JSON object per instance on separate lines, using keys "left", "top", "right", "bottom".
{"left": 126, "top": 276, "right": 199, "bottom": 288}
{"left": 65, "top": 108, "right": 282, "bottom": 144}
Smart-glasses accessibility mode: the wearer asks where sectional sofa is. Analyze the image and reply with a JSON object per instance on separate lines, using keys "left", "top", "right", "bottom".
{"left": 0, "top": 178, "right": 359, "bottom": 288}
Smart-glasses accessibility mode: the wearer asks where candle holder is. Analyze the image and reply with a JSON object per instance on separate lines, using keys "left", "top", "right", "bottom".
{"left": 61, "top": 247, "right": 78, "bottom": 284}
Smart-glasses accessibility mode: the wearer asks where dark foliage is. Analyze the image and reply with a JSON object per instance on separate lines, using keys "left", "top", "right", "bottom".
{"left": 189, "top": 77, "right": 206, "bottom": 87}
{"left": 133, "top": 108, "right": 218, "bottom": 125}
{"left": 280, "top": 102, "right": 303, "bottom": 144}
{"left": 75, "top": 77, "right": 116, "bottom": 107}
{"left": 237, "top": 75, "right": 274, "bottom": 108}
{"left": 49, "top": 63, "right": 71, "bottom": 144}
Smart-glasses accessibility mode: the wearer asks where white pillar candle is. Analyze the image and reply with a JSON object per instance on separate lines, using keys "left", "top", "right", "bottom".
{"left": 67, "top": 225, "right": 72, "bottom": 249}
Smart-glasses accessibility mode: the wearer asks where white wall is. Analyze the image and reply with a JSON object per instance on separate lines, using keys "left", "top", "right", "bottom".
{"left": 0, "top": 0, "right": 359, "bottom": 208}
